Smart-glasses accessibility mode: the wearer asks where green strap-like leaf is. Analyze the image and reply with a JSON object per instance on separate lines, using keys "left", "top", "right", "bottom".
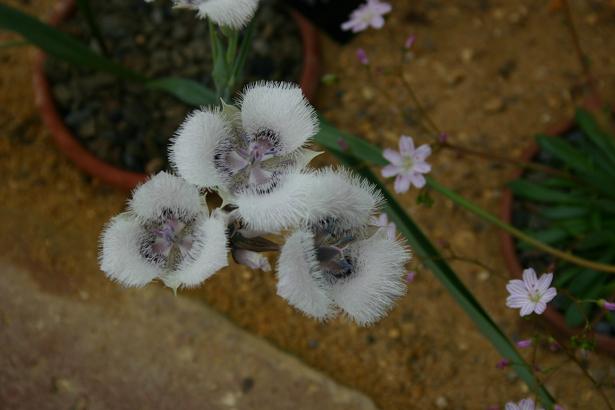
{"left": 147, "top": 77, "right": 217, "bottom": 106}
{"left": 0, "top": 3, "right": 143, "bottom": 82}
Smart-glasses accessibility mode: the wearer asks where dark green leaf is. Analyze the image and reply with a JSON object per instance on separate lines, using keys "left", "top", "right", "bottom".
{"left": 540, "top": 206, "right": 588, "bottom": 220}
{"left": 508, "top": 180, "right": 582, "bottom": 204}
{"left": 0, "top": 3, "right": 143, "bottom": 82}
{"left": 147, "top": 77, "right": 217, "bottom": 106}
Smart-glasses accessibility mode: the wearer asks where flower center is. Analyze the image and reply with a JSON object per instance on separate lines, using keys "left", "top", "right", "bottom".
{"left": 402, "top": 156, "right": 414, "bottom": 170}
{"left": 312, "top": 217, "right": 357, "bottom": 282}
{"left": 528, "top": 291, "right": 542, "bottom": 303}
{"left": 216, "top": 129, "right": 292, "bottom": 194}
{"left": 141, "top": 214, "right": 195, "bottom": 269}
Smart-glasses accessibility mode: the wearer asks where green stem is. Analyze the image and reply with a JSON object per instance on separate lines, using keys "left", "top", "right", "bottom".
{"left": 75, "top": 0, "right": 110, "bottom": 57}
{"left": 226, "top": 30, "right": 238, "bottom": 68}
{"left": 426, "top": 176, "right": 615, "bottom": 274}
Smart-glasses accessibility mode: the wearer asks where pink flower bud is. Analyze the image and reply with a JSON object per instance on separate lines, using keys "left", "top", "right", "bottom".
{"left": 356, "top": 48, "right": 369, "bottom": 65}
{"left": 516, "top": 339, "right": 532, "bottom": 349}
{"left": 404, "top": 34, "right": 416, "bottom": 49}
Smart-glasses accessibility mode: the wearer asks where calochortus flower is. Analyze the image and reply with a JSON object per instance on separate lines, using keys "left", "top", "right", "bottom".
{"left": 341, "top": 0, "right": 392, "bottom": 33}
{"left": 170, "top": 81, "right": 318, "bottom": 205}
{"left": 382, "top": 135, "right": 432, "bottom": 193}
{"left": 275, "top": 168, "right": 410, "bottom": 326}
{"left": 100, "top": 172, "right": 229, "bottom": 291}
{"left": 506, "top": 268, "right": 557, "bottom": 317}
{"left": 169, "top": 0, "right": 260, "bottom": 29}
{"left": 505, "top": 398, "right": 544, "bottom": 410}
{"left": 371, "top": 213, "right": 396, "bottom": 240}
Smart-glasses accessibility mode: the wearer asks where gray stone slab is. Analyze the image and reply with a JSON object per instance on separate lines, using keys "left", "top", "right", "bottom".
{"left": 0, "top": 262, "right": 377, "bottom": 410}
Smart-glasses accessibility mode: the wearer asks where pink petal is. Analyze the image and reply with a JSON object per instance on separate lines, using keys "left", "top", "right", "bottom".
{"left": 394, "top": 174, "right": 411, "bottom": 193}
{"left": 370, "top": 15, "right": 385, "bottom": 29}
{"left": 541, "top": 287, "right": 557, "bottom": 303}
{"left": 414, "top": 144, "right": 432, "bottom": 160}
{"left": 519, "top": 399, "right": 535, "bottom": 410}
{"left": 410, "top": 173, "right": 426, "bottom": 188}
{"left": 413, "top": 161, "right": 431, "bottom": 174}
{"left": 383, "top": 148, "right": 403, "bottom": 165}
{"left": 381, "top": 164, "right": 400, "bottom": 178}
{"left": 536, "top": 272, "right": 553, "bottom": 293}
{"left": 506, "top": 295, "right": 529, "bottom": 308}
{"left": 506, "top": 280, "right": 527, "bottom": 296}
{"left": 398, "top": 136, "right": 415, "bottom": 155}
{"left": 520, "top": 302, "right": 535, "bottom": 317}
{"left": 522, "top": 268, "right": 538, "bottom": 290}
{"left": 534, "top": 301, "right": 547, "bottom": 315}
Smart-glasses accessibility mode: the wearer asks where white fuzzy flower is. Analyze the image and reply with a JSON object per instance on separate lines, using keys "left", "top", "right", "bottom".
{"left": 100, "top": 172, "right": 229, "bottom": 290}
{"left": 164, "top": 0, "right": 259, "bottom": 29}
{"left": 170, "top": 82, "right": 318, "bottom": 200}
{"left": 506, "top": 268, "right": 557, "bottom": 317}
{"left": 235, "top": 167, "right": 381, "bottom": 234}
{"left": 277, "top": 228, "right": 410, "bottom": 326}
{"left": 505, "top": 398, "right": 544, "bottom": 410}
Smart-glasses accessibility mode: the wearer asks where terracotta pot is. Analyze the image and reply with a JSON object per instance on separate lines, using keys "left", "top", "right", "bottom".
{"left": 499, "top": 112, "right": 615, "bottom": 354}
{"left": 33, "top": 0, "right": 322, "bottom": 191}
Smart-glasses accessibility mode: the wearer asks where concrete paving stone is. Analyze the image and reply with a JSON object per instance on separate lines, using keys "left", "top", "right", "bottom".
{"left": 0, "top": 262, "right": 377, "bottom": 410}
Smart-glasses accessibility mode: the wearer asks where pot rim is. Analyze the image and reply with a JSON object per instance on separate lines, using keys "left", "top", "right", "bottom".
{"left": 498, "top": 108, "right": 615, "bottom": 354}
{"left": 33, "top": 0, "right": 322, "bottom": 191}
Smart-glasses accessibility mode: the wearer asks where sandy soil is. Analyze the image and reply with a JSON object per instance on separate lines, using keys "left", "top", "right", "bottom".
{"left": 2, "top": 0, "right": 615, "bottom": 409}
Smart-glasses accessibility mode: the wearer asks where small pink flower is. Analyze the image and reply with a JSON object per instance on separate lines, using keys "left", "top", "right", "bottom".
{"left": 506, "top": 268, "right": 557, "bottom": 317}
{"left": 438, "top": 132, "right": 448, "bottom": 144}
{"left": 370, "top": 213, "right": 396, "bottom": 240}
{"left": 516, "top": 339, "right": 532, "bottom": 349}
{"left": 505, "top": 398, "right": 544, "bottom": 410}
{"left": 404, "top": 34, "right": 416, "bottom": 49}
{"left": 337, "top": 138, "right": 349, "bottom": 152}
{"left": 381, "top": 135, "right": 432, "bottom": 193}
{"left": 554, "top": 405, "right": 565, "bottom": 410}
{"left": 356, "top": 48, "right": 369, "bottom": 65}
{"left": 341, "top": 0, "right": 392, "bottom": 33}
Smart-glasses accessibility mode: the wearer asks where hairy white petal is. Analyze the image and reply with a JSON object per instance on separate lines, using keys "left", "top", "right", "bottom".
{"left": 197, "top": 0, "right": 259, "bottom": 29}
{"left": 169, "top": 109, "right": 231, "bottom": 188}
{"left": 166, "top": 214, "right": 229, "bottom": 289}
{"left": 129, "top": 171, "right": 202, "bottom": 222}
{"left": 99, "top": 214, "right": 161, "bottom": 287}
{"left": 235, "top": 172, "right": 314, "bottom": 232}
{"left": 302, "top": 167, "right": 383, "bottom": 231}
{"left": 239, "top": 82, "right": 318, "bottom": 154}
{"left": 277, "top": 230, "right": 334, "bottom": 320}
{"left": 332, "top": 235, "right": 410, "bottom": 326}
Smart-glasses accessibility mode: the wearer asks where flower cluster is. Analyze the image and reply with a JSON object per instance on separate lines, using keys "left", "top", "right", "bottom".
{"left": 100, "top": 82, "right": 410, "bottom": 325}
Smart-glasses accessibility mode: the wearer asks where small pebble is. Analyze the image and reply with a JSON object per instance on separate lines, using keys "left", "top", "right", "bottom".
{"left": 388, "top": 328, "right": 401, "bottom": 339}
{"left": 435, "top": 396, "right": 449, "bottom": 408}
{"left": 483, "top": 98, "right": 504, "bottom": 113}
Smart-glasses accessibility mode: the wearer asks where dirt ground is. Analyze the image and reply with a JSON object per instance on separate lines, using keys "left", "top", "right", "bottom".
{"left": 2, "top": 0, "right": 615, "bottom": 409}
